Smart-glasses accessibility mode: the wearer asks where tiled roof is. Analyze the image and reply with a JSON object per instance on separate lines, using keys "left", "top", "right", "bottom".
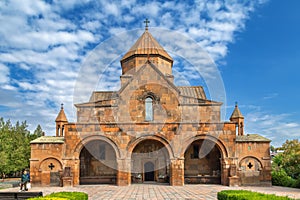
{"left": 88, "top": 86, "right": 207, "bottom": 102}
{"left": 121, "top": 30, "right": 173, "bottom": 62}
{"left": 236, "top": 134, "right": 271, "bottom": 142}
{"left": 30, "top": 136, "right": 64, "bottom": 144}
{"left": 178, "top": 86, "right": 206, "bottom": 99}
{"left": 89, "top": 91, "right": 117, "bottom": 102}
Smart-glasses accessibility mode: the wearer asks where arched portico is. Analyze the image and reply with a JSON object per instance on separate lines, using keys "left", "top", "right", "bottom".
{"left": 130, "top": 138, "right": 171, "bottom": 184}
{"left": 182, "top": 134, "right": 228, "bottom": 185}
{"left": 181, "top": 134, "right": 228, "bottom": 158}
{"left": 76, "top": 136, "right": 119, "bottom": 185}
{"left": 74, "top": 135, "right": 121, "bottom": 159}
{"left": 127, "top": 135, "right": 175, "bottom": 159}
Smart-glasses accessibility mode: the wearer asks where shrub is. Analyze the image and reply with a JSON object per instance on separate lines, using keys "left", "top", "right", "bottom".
{"left": 28, "top": 192, "right": 88, "bottom": 200}
{"left": 28, "top": 198, "right": 67, "bottom": 200}
{"left": 47, "top": 192, "right": 88, "bottom": 200}
{"left": 272, "top": 169, "right": 297, "bottom": 187}
{"left": 217, "top": 190, "right": 292, "bottom": 200}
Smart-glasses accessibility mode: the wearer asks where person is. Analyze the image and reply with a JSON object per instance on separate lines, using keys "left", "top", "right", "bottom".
{"left": 19, "top": 170, "right": 29, "bottom": 192}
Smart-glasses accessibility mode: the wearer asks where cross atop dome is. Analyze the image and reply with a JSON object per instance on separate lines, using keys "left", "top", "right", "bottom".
{"left": 144, "top": 18, "right": 150, "bottom": 30}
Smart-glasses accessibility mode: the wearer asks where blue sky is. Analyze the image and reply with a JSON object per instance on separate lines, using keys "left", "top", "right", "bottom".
{"left": 0, "top": 0, "right": 299, "bottom": 147}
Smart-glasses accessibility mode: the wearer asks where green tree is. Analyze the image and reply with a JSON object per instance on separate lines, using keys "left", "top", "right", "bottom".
{"left": 270, "top": 145, "right": 276, "bottom": 153}
{"left": 272, "top": 139, "right": 300, "bottom": 188}
{"left": 281, "top": 139, "right": 300, "bottom": 179}
{"left": 0, "top": 118, "right": 43, "bottom": 178}
{"left": 30, "top": 124, "right": 43, "bottom": 141}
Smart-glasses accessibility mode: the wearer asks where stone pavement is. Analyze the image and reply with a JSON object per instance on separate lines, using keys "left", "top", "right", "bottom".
{"left": 2, "top": 183, "right": 300, "bottom": 199}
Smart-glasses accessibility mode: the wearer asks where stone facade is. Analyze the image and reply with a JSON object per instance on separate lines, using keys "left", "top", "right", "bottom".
{"left": 30, "top": 28, "right": 271, "bottom": 187}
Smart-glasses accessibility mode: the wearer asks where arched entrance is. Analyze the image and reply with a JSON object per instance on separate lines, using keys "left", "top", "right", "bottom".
{"left": 39, "top": 158, "right": 62, "bottom": 186}
{"left": 184, "top": 139, "right": 221, "bottom": 184}
{"left": 144, "top": 162, "right": 155, "bottom": 181}
{"left": 131, "top": 139, "right": 170, "bottom": 183}
{"left": 79, "top": 140, "right": 117, "bottom": 184}
{"left": 239, "top": 156, "right": 262, "bottom": 185}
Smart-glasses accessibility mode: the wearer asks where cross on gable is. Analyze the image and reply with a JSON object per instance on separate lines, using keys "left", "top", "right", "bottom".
{"left": 144, "top": 18, "right": 150, "bottom": 30}
{"left": 247, "top": 162, "right": 253, "bottom": 169}
{"left": 48, "top": 163, "right": 55, "bottom": 170}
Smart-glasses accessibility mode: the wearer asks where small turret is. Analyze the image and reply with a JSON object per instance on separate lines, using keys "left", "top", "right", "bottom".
{"left": 230, "top": 102, "right": 244, "bottom": 136}
{"left": 55, "top": 103, "right": 68, "bottom": 136}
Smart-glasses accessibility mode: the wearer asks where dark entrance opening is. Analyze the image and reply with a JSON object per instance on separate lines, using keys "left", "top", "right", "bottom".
{"left": 79, "top": 140, "right": 117, "bottom": 185}
{"left": 184, "top": 139, "right": 222, "bottom": 184}
{"left": 144, "top": 162, "right": 154, "bottom": 181}
{"left": 131, "top": 139, "right": 170, "bottom": 184}
{"left": 50, "top": 172, "right": 60, "bottom": 186}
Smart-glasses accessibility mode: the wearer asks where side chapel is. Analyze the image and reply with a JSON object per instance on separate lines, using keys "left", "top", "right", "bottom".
{"left": 30, "top": 22, "right": 272, "bottom": 187}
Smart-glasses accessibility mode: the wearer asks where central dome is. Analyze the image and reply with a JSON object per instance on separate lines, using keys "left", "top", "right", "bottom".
{"left": 120, "top": 29, "right": 173, "bottom": 75}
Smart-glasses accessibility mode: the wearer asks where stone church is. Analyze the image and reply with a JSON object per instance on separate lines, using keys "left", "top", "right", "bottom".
{"left": 30, "top": 24, "right": 272, "bottom": 187}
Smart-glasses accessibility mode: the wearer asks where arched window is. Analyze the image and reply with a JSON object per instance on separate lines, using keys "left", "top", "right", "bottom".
{"left": 145, "top": 97, "right": 153, "bottom": 121}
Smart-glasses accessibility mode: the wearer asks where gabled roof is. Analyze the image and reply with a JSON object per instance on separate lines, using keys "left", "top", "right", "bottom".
{"left": 230, "top": 103, "right": 244, "bottom": 119}
{"left": 236, "top": 134, "right": 271, "bottom": 142}
{"left": 55, "top": 107, "right": 68, "bottom": 122}
{"left": 121, "top": 30, "right": 173, "bottom": 62}
{"left": 118, "top": 60, "right": 180, "bottom": 95}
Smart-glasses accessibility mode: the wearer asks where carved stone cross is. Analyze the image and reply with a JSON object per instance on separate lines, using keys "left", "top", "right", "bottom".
{"left": 247, "top": 162, "right": 253, "bottom": 169}
{"left": 48, "top": 163, "right": 55, "bottom": 170}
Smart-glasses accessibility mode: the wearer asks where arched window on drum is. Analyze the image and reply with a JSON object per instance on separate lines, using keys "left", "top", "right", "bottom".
{"left": 145, "top": 97, "right": 153, "bottom": 121}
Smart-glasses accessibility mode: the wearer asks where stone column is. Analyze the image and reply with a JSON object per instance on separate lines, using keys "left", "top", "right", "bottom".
{"left": 73, "top": 159, "right": 80, "bottom": 186}
{"left": 228, "top": 164, "right": 239, "bottom": 186}
{"left": 170, "top": 158, "right": 184, "bottom": 186}
{"left": 220, "top": 158, "right": 229, "bottom": 186}
{"left": 117, "top": 158, "right": 131, "bottom": 186}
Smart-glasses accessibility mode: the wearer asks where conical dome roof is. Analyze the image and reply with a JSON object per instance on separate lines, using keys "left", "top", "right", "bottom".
{"left": 55, "top": 104, "right": 68, "bottom": 122}
{"left": 230, "top": 103, "right": 244, "bottom": 120}
{"left": 121, "top": 30, "right": 173, "bottom": 62}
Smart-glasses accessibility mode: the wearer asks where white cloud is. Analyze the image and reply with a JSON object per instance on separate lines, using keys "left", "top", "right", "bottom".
{"left": 0, "top": 63, "right": 10, "bottom": 84}
{"left": 0, "top": 0, "right": 269, "bottom": 136}
{"left": 245, "top": 110, "right": 300, "bottom": 147}
{"left": 263, "top": 93, "right": 279, "bottom": 100}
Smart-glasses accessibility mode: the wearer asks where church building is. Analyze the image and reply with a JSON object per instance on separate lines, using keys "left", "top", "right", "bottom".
{"left": 30, "top": 23, "right": 272, "bottom": 187}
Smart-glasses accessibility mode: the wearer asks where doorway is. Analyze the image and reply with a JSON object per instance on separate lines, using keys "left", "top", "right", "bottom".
{"left": 131, "top": 139, "right": 170, "bottom": 184}
{"left": 144, "top": 162, "right": 154, "bottom": 181}
{"left": 79, "top": 140, "right": 117, "bottom": 184}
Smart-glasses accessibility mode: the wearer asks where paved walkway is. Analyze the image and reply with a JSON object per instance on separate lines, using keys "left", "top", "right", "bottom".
{"left": 2, "top": 183, "right": 300, "bottom": 199}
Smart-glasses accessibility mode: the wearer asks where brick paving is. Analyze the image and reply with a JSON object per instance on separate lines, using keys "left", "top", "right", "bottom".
{"left": 2, "top": 183, "right": 300, "bottom": 199}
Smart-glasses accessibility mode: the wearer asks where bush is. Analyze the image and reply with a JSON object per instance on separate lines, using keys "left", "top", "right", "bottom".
{"left": 47, "top": 192, "right": 88, "bottom": 200}
{"left": 28, "top": 192, "right": 88, "bottom": 200}
{"left": 217, "top": 190, "right": 292, "bottom": 200}
{"left": 272, "top": 169, "right": 297, "bottom": 187}
{"left": 28, "top": 198, "right": 67, "bottom": 200}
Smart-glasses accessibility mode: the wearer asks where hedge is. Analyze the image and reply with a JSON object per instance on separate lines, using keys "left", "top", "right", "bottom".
{"left": 28, "top": 192, "right": 88, "bottom": 200}
{"left": 217, "top": 190, "right": 292, "bottom": 200}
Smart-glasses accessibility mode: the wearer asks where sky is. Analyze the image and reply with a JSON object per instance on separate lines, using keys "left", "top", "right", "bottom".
{"left": 0, "top": 0, "right": 299, "bottom": 147}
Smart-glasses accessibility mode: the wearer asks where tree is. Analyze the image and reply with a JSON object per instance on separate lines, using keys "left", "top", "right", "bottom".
{"left": 281, "top": 139, "right": 300, "bottom": 179}
{"left": 0, "top": 118, "right": 43, "bottom": 178}
{"left": 32, "top": 124, "right": 43, "bottom": 140}
{"left": 270, "top": 145, "right": 276, "bottom": 153}
{"left": 272, "top": 139, "right": 300, "bottom": 188}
